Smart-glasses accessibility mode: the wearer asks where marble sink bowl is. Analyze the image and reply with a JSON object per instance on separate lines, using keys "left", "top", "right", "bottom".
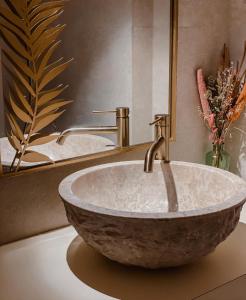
{"left": 59, "top": 161, "right": 246, "bottom": 269}
{"left": 0, "top": 134, "right": 114, "bottom": 168}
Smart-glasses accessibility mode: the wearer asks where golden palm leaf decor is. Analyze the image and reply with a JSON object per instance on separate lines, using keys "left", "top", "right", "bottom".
{"left": 0, "top": 0, "right": 73, "bottom": 172}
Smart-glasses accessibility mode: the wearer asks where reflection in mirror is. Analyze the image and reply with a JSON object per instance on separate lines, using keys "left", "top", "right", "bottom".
{"left": 0, "top": 1, "right": 73, "bottom": 173}
{"left": 0, "top": 0, "right": 173, "bottom": 173}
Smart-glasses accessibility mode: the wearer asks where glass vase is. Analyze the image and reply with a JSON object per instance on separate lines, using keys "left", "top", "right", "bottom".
{"left": 205, "top": 144, "right": 230, "bottom": 170}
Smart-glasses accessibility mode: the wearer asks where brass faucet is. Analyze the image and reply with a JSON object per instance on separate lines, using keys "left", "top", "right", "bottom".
{"left": 57, "top": 107, "right": 130, "bottom": 148}
{"left": 144, "top": 114, "right": 170, "bottom": 173}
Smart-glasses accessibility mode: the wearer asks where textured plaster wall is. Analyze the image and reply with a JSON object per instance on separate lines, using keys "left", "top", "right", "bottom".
{"left": 171, "top": 0, "right": 230, "bottom": 163}
{"left": 172, "top": 0, "right": 246, "bottom": 178}
{"left": 170, "top": 0, "right": 246, "bottom": 179}
{"left": 226, "top": 0, "right": 246, "bottom": 178}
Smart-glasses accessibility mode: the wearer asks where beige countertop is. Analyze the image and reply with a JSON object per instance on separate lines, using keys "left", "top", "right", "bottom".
{"left": 0, "top": 226, "right": 114, "bottom": 300}
{"left": 1, "top": 221, "right": 246, "bottom": 300}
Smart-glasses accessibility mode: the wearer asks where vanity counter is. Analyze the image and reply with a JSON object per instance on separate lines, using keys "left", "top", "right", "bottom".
{"left": 1, "top": 223, "right": 246, "bottom": 300}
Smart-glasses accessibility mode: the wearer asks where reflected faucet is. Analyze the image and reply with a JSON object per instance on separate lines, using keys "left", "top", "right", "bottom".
{"left": 57, "top": 107, "right": 130, "bottom": 148}
{"left": 144, "top": 114, "right": 170, "bottom": 173}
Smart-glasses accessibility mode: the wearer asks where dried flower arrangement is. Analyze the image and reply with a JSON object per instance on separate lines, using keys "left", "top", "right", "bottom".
{"left": 0, "top": 0, "right": 73, "bottom": 173}
{"left": 197, "top": 43, "right": 246, "bottom": 146}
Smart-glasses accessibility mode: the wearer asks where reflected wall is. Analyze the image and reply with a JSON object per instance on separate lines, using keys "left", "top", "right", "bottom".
{"left": 55, "top": 0, "right": 170, "bottom": 144}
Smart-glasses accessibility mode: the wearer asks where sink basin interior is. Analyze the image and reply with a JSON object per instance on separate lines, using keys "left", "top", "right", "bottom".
{"left": 70, "top": 161, "right": 246, "bottom": 214}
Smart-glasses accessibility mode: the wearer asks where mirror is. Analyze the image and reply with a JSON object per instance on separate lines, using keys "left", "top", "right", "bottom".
{"left": 0, "top": 0, "right": 177, "bottom": 174}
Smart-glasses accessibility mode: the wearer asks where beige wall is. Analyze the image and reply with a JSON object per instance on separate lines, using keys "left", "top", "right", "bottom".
{"left": 226, "top": 0, "right": 246, "bottom": 178}
{"left": 171, "top": 0, "right": 230, "bottom": 163}
{"left": 171, "top": 0, "right": 246, "bottom": 179}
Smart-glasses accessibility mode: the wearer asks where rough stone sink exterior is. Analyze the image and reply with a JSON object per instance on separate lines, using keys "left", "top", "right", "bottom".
{"left": 59, "top": 161, "right": 246, "bottom": 269}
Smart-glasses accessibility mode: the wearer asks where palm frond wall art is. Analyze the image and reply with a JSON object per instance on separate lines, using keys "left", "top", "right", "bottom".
{"left": 0, "top": 0, "right": 73, "bottom": 172}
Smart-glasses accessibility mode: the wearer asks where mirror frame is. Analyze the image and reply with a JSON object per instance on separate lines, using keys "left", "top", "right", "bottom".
{"left": 0, "top": 0, "right": 178, "bottom": 177}
{"left": 169, "top": 0, "right": 178, "bottom": 141}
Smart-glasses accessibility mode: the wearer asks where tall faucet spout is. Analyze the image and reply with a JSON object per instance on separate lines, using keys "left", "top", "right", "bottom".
{"left": 144, "top": 136, "right": 165, "bottom": 173}
{"left": 57, "top": 126, "right": 118, "bottom": 145}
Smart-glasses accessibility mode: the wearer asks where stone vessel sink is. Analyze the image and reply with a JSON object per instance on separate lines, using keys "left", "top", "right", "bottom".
{"left": 59, "top": 161, "right": 246, "bottom": 269}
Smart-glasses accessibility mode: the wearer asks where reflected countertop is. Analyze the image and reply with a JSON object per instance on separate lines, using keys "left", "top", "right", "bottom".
{"left": 1, "top": 219, "right": 246, "bottom": 300}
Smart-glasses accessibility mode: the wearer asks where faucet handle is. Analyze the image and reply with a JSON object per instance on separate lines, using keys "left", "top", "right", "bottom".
{"left": 149, "top": 116, "right": 164, "bottom": 126}
{"left": 92, "top": 107, "right": 129, "bottom": 118}
{"left": 149, "top": 114, "right": 170, "bottom": 126}
{"left": 92, "top": 110, "right": 117, "bottom": 114}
